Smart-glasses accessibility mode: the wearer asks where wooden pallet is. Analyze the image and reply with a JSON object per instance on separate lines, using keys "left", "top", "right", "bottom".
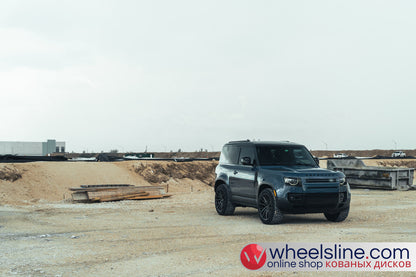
{"left": 70, "top": 184, "right": 171, "bottom": 203}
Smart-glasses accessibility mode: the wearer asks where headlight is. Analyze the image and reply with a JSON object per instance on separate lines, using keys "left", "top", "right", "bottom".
{"left": 339, "top": 177, "right": 346, "bottom": 186}
{"left": 284, "top": 177, "right": 301, "bottom": 186}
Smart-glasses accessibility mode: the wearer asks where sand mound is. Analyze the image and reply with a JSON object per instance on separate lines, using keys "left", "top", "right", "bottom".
{"left": 376, "top": 160, "right": 416, "bottom": 168}
{"left": 0, "top": 161, "right": 217, "bottom": 205}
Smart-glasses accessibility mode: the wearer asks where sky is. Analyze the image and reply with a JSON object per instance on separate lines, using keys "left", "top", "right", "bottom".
{"left": 1, "top": 0, "right": 416, "bottom": 152}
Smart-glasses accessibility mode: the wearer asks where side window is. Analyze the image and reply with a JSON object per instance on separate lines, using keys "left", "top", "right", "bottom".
{"left": 239, "top": 147, "right": 255, "bottom": 165}
{"left": 219, "top": 145, "right": 240, "bottom": 164}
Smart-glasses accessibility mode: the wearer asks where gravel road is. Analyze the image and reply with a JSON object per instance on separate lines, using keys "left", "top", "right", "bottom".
{"left": 1, "top": 189, "right": 416, "bottom": 276}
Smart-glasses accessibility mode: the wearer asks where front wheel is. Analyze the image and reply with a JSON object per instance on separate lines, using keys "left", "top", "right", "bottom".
{"left": 258, "top": 188, "right": 284, "bottom": 224}
{"left": 324, "top": 208, "right": 349, "bottom": 222}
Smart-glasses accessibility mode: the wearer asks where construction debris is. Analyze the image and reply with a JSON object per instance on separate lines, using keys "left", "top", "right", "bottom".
{"left": 327, "top": 159, "right": 415, "bottom": 190}
{"left": 70, "top": 184, "right": 171, "bottom": 203}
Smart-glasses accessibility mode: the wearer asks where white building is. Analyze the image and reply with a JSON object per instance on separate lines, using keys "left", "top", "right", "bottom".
{"left": 0, "top": 139, "right": 66, "bottom": 156}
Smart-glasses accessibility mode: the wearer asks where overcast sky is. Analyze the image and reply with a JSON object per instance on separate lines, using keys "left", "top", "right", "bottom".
{"left": 1, "top": 0, "right": 415, "bottom": 152}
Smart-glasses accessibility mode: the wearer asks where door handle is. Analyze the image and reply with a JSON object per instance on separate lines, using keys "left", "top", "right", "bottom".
{"left": 233, "top": 170, "right": 238, "bottom": 175}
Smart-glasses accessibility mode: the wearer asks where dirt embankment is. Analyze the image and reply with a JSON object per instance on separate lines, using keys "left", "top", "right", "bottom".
{"left": 375, "top": 160, "right": 416, "bottom": 168}
{"left": 133, "top": 161, "right": 217, "bottom": 185}
{"left": 0, "top": 161, "right": 217, "bottom": 206}
{"left": 2, "top": 158, "right": 415, "bottom": 206}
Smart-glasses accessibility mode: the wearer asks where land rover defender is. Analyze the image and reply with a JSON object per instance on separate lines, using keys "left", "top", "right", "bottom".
{"left": 214, "top": 140, "right": 351, "bottom": 224}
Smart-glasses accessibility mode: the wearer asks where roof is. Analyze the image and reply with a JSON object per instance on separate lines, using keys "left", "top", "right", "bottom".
{"left": 226, "top": 140, "right": 302, "bottom": 147}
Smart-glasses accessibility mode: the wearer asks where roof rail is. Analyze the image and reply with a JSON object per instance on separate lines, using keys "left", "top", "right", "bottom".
{"left": 228, "top": 139, "right": 251, "bottom": 143}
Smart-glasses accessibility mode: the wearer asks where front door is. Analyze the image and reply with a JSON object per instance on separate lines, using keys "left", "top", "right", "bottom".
{"left": 229, "top": 146, "right": 257, "bottom": 205}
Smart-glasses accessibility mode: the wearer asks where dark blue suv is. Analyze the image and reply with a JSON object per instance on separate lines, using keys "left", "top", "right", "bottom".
{"left": 214, "top": 140, "right": 351, "bottom": 224}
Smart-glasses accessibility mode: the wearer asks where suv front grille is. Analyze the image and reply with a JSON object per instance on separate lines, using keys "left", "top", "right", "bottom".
{"left": 306, "top": 178, "right": 335, "bottom": 183}
{"left": 305, "top": 173, "right": 337, "bottom": 177}
{"left": 288, "top": 193, "right": 340, "bottom": 208}
{"left": 304, "top": 178, "right": 339, "bottom": 189}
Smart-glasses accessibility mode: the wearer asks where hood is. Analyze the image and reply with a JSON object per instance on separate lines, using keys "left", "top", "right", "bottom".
{"left": 260, "top": 166, "right": 341, "bottom": 176}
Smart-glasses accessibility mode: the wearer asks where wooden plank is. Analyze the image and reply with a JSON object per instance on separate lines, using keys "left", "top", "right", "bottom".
{"left": 126, "top": 194, "right": 172, "bottom": 200}
{"left": 125, "top": 186, "right": 164, "bottom": 191}
{"left": 69, "top": 185, "right": 164, "bottom": 192}
{"left": 69, "top": 187, "right": 123, "bottom": 192}
{"left": 80, "top": 184, "right": 133, "bottom": 188}
{"left": 71, "top": 191, "right": 88, "bottom": 201}
{"left": 88, "top": 191, "right": 149, "bottom": 201}
{"left": 86, "top": 187, "right": 150, "bottom": 197}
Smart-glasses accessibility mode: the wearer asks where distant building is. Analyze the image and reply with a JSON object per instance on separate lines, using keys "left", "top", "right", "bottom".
{"left": 0, "top": 139, "right": 66, "bottom": 156}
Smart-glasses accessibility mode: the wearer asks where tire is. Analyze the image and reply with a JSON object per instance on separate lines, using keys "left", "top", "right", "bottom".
{"left": 258, "top": 188, "right": 284, "bottom": 224}
{"left": 324, "top": 208, "right": 349, "bottom": 222}
{"left": 215, "top": 184, "right": 235, "bottom": 215}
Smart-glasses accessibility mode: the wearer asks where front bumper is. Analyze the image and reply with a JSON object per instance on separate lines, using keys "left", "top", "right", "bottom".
{"left": 277, "top": 190, "right": 350, "bottom": 214}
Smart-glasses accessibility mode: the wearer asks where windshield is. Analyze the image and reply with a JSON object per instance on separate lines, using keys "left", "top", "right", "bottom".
{"left": 256, "top": 145, "right": 317, "bottom": 167}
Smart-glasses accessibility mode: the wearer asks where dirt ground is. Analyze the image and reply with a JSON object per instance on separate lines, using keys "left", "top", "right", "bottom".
{"left": 1, "top": 161, "right": 416, "bottom": 276}
{"left": 0, "top": 161, "right": 217, "bottom": 205}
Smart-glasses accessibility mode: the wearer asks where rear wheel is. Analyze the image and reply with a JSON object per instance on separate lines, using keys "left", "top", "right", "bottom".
{"left": 215, "top": 184, "right": 235, "bottom": 215}
{"left": 324, "top": 208, "right": 349, "bottom": 222}
{"left": 258, "top": 188, "right": 283, "bottom": 224}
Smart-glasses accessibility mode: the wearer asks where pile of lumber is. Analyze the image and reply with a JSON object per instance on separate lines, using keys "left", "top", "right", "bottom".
{"left": 70, "top": 184, "right": 171, "bottom": 203}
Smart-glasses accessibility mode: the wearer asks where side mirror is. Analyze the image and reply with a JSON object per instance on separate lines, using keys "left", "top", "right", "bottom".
{"left": 313, "top": 157, "right": 320, "bottom": 167}
{"left": 241, "top": 156, "right": 252, "bottom": 166}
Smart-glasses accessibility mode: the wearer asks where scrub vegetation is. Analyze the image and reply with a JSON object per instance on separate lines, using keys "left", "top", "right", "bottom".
{"left": 0, "top": 166, "right": 22, "bottom": 182}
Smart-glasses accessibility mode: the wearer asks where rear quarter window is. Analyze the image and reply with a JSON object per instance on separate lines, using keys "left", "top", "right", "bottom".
{"left": 219, "top": 145, "right": 240, "bottom": 165}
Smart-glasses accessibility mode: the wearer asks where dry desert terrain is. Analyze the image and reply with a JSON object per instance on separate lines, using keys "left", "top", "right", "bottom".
{"left": 1, "top": 160, "right": 416, "bottom": 276}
